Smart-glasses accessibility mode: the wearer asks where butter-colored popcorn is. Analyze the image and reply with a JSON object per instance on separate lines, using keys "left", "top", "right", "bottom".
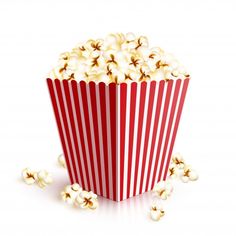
{"left": 168, "top": 163, "right": 178, "bottom": 179}
{"left": 150, "top": 203, "right": 165, "bottom": 221}
{"left": 70, "top": 183, "right": 83, "bottom": 193}
{"left": 37, "top": 170, "right": 53, "bottom": 188}
{"left": 172, "top": 153, "right": 185, "bottom": 169}
{"left": 180, "top": 165, "right": 199, "bottom": 183}
{"left": 58, "top": 153, "right": 66, "bottom": 168}
{"left": 75, "top": 191, "right": 98, "bottom": 209}
{"left": 153, "top": 181, "right": 173, "bottom": 200}
{"left": 61, "top": 183, "right": 82, "bottom": 204}
{"left": 22, "top": 168, "right": 37, "bottom": 185}
{"left": 61, "top": 186, "right": 77, "bottom": 204}
{"left": 48, "top": 33, "right": 190, "bottom": 84}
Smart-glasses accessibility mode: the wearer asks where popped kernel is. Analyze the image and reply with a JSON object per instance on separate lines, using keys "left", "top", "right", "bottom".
{"left": 75, "top": 191, "right": 98, "bottom": 209}
{"left": 58, "top": 153, "right": 66, "bottom": 168}
{"left": 150, "top": 203, "right": 165, "bottom": 221}
{"left": 61, "top": 185, "right": 78, "bottom": 204}
{"left": 37, "top": 170, "right": 53, "bottom": 188}
{"left": 61, "top": 183, "right": 82, "bottom": 205}
{"left": 180, "top": 165, "right": 199, "bottom": 183}
{"left": 153, "top": 181, "right": 173, "bottom": 200}
{"left": 22, "top": 168, "right": 37, "bottom": 185}
{"left": 172, "top": 153, "right": 185, "bottom": 169}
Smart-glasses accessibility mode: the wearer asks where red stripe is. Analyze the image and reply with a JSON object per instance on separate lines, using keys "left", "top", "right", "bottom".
{"left": 151, "top": 80, "right": 173, "bottom": 189}
{"left": 54, "top": 79, "right": 77, "bottom": 184}
{"left": 144, "top": 81, "right": 165, "bottom": 192}
{"left": 109, "top": 83, "right": 117, "bottom": 200}
{"left": 88, "top": 82, "right": 104, "bottom": 196}
{"left": 138, "top": 81, "right": 156, "bottom": 194}
{"left": 47, "top": 79, "right": 73, "bottom": 183}
{"left": 133, "top": 82, "right": 147, "bottom": 196}
{"left": 62, "top": 80, "right": 85, "bottom": 186}
{"left": 157, "top": 80, "right": 181, "bottom": 182}
{"left": 71, "top": 80, "right": 91, "bottom": 190}
{"left": 119, "top": 83, "right": 127, "bottom": 200}
{"left": 79, "top": 81, "right": 97, "bottom": 193}
{"left": 163, "top": 78, "right": 189, "bottom": 180}
{"left": 126, "top": 82, "right": 137, "bottom": 199}
{"left": 99, "top": 83, "right": 110, "bottom": 199}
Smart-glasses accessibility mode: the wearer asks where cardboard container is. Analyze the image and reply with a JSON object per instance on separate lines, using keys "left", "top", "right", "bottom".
{"left": 47, "top": 78, "right": 189, "bottom": 201}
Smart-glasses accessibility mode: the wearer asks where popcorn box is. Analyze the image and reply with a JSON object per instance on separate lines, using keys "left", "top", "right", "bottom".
{"left": 47, "top": 78, "right": 189, "bottom": 201}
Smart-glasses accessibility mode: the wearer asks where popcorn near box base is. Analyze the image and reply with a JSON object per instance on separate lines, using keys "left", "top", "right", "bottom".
{"left": 21, "top": 152, "right": 197, "bottom": 220}
{"left": 61, "top": 183, "right": 98, "bottom": 210}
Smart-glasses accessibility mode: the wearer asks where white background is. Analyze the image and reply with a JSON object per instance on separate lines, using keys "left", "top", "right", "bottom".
{"left": 0, "top": 0, "right": 235, "bottom": 235}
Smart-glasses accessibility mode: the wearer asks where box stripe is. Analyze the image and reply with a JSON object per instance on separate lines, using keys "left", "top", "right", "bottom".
{"left": 138, "top": 81, "right": 156, "bottom": 194}
{"left": 88, "top": 82, "right": 104, "bottom": 196}
{"left": 62, "top": 80, "right": 84, "bottom": 186}
{"left": 163, "top": 78, "right": 189, "bottom": 180}
{"left": 47, "top": 79, "right": 73, "bottom": 183}
{"left": 69, "top": 81, "right": 89, "bottom": 189}
{"left": 71, "top": 81, "right": 91, "bottom": 190}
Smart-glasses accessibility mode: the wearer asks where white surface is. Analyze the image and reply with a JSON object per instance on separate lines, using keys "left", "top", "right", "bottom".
{"left": 0, "top": 0, "right": 236, "bottom": 235}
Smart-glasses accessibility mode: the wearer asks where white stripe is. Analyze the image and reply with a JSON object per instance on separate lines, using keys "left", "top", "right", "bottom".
{"left": 86, "top": 85, "right": 101, "bottom": 195}
{"left": 135, "top": 82, "right": 151, "bottom": 196}
{"left": 61, "top": 82, "right": 82, "bottom": 185}
{"left": 161, "top": 80, "right": 184, "bottom": 180}
{"left": 95, "top": 86, "right": 107, "bottom": 197}
{"left": 122, "top": 84, "right": 131, "bottom": 200}
{"left": 52, "top": 82, "right": 76, "bottom": 183}
{"left": 155, "top": 82, "right": 175, "bottom": 184}
{"left": 142, "top": 82, "right": 159, "bottom": 193}
{"left": 69, "top": 82, "right": 89, "bottom": 189}
{"left": 148, "top": 82, "right": 167, "bottom": 190}
{"left": 105, "top": 86, "right": 113, "bottom": 200}
{"left": 116, "top": 85, "right": 120, "bottom": 201}
{"left": 129, "top": 83, "right": 141, "bottom": 198}
{"left": 77, "top": 84, "right": 94, "bottom": 191}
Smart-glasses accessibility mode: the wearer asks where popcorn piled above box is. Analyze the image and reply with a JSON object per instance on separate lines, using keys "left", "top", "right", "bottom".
{"left": 48, "top": 33, "right": 189, "bottom": 84}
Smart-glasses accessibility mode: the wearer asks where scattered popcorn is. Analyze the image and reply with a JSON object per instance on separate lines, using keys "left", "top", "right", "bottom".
{"left": 58, "top": 153, "right": 66, "bottom": 168}
{"left": 75, "top": 191, "right": 98, "bottom": 209}
{"left": 37, "top": 170, "right": 53, "bottom": 188}
{"left": 48, "top": 33, "right": 189, "bottom": 84}
{"left": 180, "top": 165, "right": 199, "bottom": 183}
{"left": 61, "top": 184, "right": 80, "bottom": 204}
{"left": 150, "top": 203, "right": 165, "bottom": 221}
{"left": 172, "top": 153, "right": 185, "bottom": 169}
{"left": 169, "top": 153, "right": 199, "bottom": 183}
{"left": 168, "top": 163, "right": 178, "bottom": 179}
{"left": 153, "top": 181, "right": 173, "bottom": 200}
{"left": 22, "top": 168, "right": 37, "bottom": 185}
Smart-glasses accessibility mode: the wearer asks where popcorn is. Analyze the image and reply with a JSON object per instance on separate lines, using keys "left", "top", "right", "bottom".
{"left": 61, "top": 184, "right": 82, "bottom": 204}
{"left": 22, "top": 168, "right": 53, "bottom": 188}
{"left": 60, "top": 184, "right": 98, "bottom": 210}
{"left": 153, "top": 181, "right": 173, "bottom": 200}
{"left": 48, "top": 33, "right": 190, "bottom": 84}
{"left": 172, "top": 153, "right": 185, "bottom": 169}
{"left": 22, "top": 168, "right": 37, "bottom": 185}
{"left": 150, "top": 203, "right": 165, "bottom": 221}
{"left": 75, "top": 191, "right": 98, "bottom": 209}
{"left": 180, "top": 166, "right": 199, "bottom": 183}
{"left": 168, "top": 163, "right": 178, "bottom": 179}
{"left": 58, "top": 153, "right": 66, "bottom": 168}
{"left": 37, "top": 170, "right": 53, "bottom": 188}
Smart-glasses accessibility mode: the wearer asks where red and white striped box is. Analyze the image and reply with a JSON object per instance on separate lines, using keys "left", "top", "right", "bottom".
{"left": 47, "top": 78, "right": 189, "bottom": 201}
